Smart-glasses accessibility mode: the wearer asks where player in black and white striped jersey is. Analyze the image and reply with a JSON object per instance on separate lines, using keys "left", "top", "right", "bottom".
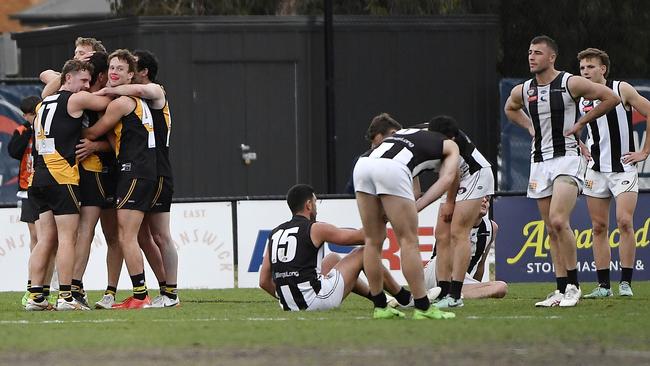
{"left": 421, "top": 196, "right": 508, "bottom": 300}
{"left": 258, "top": 184, "right": 412, "bottom": 311}
{"left": 354, "top": 113, "right": 460, "bottom": 320}
{"left": 576, "top": 48, "right": 650, "bottom": 298}
{"left": 425, "top": 116, "right": 494, "bottom": 308}
{"left": 505, "top": 35, "right": 620, "bottom": 308}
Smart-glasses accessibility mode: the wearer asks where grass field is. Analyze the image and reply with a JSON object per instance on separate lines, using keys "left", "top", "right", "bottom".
{"left": 1, "top": 283, "right": 650, "bottom": 365}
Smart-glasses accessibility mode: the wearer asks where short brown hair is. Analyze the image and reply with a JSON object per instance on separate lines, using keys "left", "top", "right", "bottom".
{"left": 108, "top": 49, "right": 137, "bottom": 73}
{"left": 60, "top": 59, "right": 94, "bottom": 85}
{"left": 577, "top": 47, "right": 611, "bottom": 78}
{"left": 75, "top": 37, "right": 106, "bottom": 53}
{"left": 365, "top": 113, "right": 402, "bottom": 141}
{"left": 530, "top": 35, "right": 558, "bottom": 55}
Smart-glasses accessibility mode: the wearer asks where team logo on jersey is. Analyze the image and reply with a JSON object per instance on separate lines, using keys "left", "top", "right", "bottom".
{"left": 622, "top": 180, "right": 630, "bottom": 185}
{"left": 528, "top": 181, "right": 538, "bottom": 191}
{"left": 551, "top": 87, "right": 567, "bottom": 93}
{"left": 120, "top": 163, "right": 132, "bottom": 172}
{"left": 582, "top": 99, "right": 594, "bottom": 112}
{"left": 527, "top": 87, "right": 538, "bottom": 102}
{"left": 585, "top": 180, "right": 593, "bottom": 189}
{"left": 458, "top": 187, "right": 467, "bottom": 195}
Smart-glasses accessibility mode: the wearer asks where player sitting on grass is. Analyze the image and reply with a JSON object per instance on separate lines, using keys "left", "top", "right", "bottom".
{"left": 259, "top": 184, "right": 412, "bottom": 316}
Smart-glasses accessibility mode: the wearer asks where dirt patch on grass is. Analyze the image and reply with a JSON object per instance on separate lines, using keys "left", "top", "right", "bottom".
{"left": 2, "top": 345, "right": 649, "bottom": 366}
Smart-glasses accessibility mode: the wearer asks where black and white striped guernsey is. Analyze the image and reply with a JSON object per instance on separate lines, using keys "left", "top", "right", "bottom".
{"left": 367, "top": 129, "right": 446, "bottom": 177}
{"left": 522, "top": 71, "right": 581, "bottom": 162}
{"left": 579, "top": 80, "right": 635, "bottom": 173}
{"left": 455, "top": 129, "right": 491, "bottom": 178}
{"left": 268, "top": 215, "right": 324, "bottom": 311}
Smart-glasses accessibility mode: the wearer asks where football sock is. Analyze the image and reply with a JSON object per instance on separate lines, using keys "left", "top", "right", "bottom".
{"left": 621, "top": 267, "right": 633, "bottom": 284}
{"left": 26, "top": 280, "right": 31, "bottom": 291}
{"left": 28, "top": 286, "right": 45, "bottom": 302}
{"left": 59, "top": 285, "right": 73, "bottom": 302}
{"left": 370, "top": 292, "right": 387, "bottom": 308}
{"left": 43, "top": 285, "right": 51, "bottom": 297}
{"left": 596, "top": 269, "right": 610, "bottom": 289}
{"left": 105, "top": 286, "right": 117, "bottom": 296}
{"left": 394, "top": 287, "right": 411, "bottom": 306}
{"left": 159, "top": 281, "right": 167, "bottom": 296}
{"left": 165, "top": 284, "right": 178, "bottom": 300}
{"left": 131, "top": 273, "right": 148, "bottom": 300}
{"left": 413, "top": 296, "right": 430, "bottom": 311}
{"left": 450, "top": 281, "right": 463, "bottom": 300}
{"left": 567, "top": 269, "right": 579, "bottom": 288}
{"left": 71, "top": 279, "right": 83, "bottom": 297}
{"left": 437, "top": 280, "right": 450, "bottom": 300}
{"left": 556, "top": 277, "right": 568, "bottom": 294}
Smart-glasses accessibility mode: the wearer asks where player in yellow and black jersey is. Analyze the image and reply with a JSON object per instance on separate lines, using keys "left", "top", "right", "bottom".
{"left": 25, "top": 59, "right": 111, "bottom": 312}
{"left": 95, "top": 49, "right": 179, "bottom": 308}
{"left": 83, "top": 49, "right": 158, "bottom": 309}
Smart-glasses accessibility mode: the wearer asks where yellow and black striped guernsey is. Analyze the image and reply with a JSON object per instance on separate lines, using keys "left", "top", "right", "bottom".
{"left": 31, "top": 91, "right": 82, "bottom": 186}
{"left": 114, "top": 96, "right": 157, "bottom": 180}
{"left": 80, "top": 110, "right": 116, "bottom": 173}
{"left": 150, "top": 96, "right": 172, "bottom": 179}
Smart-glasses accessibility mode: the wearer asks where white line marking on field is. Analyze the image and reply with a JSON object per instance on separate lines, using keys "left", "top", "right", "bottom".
{"left": 1, "top": 314, "right": 570, "bottom": 325}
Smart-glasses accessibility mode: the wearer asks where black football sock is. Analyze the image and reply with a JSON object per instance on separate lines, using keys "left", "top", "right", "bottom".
{"left": 165, "top": 284, "right": 178, "bottom": 300}
{"left": 556, "top": 277, "right": 568, "bottom": 294}
{"left": 59, "top": 285, "right": 73, "bottom": 302}
{"left": 413, "top": 296, "right": 430, "bottom": 311}
{"left": 567, "top": 269, "right": 579, "bottom": 288}
{"left": 394, "top": 287, "right": 412, "bottom": 306}
{"left": 620, "top": 267, "right": 633, "bottom": 284}
{"left": 370, "top": 292, "right": 387, "bottom": 308}
{"left": 450, "top": 280, "right": 463, "bottom": 300}
{"left": 131, "top": 273, "right": 148, "bottom": 300}
{"left": 158, "top": 281, "right": 167, "bottom": 296}
{"left": 105, "top": 286, "right": 117, "bottom": 296}
{"left": 437, "top": 280, "right": 450, "bottom": 300}
{"left": 596, "top": 269, "right": 610, "bottom": 289}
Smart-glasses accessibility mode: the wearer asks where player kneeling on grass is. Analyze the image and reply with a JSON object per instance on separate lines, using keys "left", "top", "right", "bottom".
{"left": 259, "top": 184, "right": 412, "bottom": 313}
{"left": 424, "top": 196, "right": 507, "bottom": 300}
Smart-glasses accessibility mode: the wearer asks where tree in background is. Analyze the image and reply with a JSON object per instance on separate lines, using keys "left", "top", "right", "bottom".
{"left": 109, "top": 0, "right": 650, "bottom": 78}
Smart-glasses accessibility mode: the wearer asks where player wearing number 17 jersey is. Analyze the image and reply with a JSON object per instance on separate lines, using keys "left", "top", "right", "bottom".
{"left": 25, "top": 59, "right": 111, "bottom": 311}
{"left": 83, "top": 49, "right": 157, "bottom": 309}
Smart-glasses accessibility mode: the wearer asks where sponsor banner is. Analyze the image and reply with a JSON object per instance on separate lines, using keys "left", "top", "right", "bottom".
{"left": 237, "top": 199, "right": 441, "bottom": 288}
{"left": 0, "top": 202, "right": 234, "bottom": 291}
{"left": 499, "top": 78, "right": 650, "bottom": 192}
{"left": 494, "top": 194, "right": 650, "bottom": 282}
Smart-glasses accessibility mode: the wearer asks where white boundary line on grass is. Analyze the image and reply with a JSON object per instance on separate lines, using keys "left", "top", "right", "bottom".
{"left": 0, "top": 315, "right": 567, "bottom": 325}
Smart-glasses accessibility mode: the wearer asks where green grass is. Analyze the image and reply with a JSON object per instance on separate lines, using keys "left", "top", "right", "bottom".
{"left": 1, "top": 283, "right": 649, "bottom": 365}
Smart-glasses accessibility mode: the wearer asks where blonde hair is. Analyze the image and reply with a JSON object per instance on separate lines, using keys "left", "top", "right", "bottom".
{"left": 75, "top": 37, "right": 106, "bottom": 53}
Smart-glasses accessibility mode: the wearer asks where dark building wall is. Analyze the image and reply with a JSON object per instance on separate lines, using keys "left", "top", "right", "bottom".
{"left": 13, "top": 15, "right": 498, "bottom": 198}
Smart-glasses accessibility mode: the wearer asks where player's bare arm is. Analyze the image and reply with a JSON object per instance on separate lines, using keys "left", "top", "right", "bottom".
{"left": 310, "top": 223, "right": 364, "bottom": 248}
{"left": 565, "top": 76, "right": 620, "bottom": 136}
{"left": 76, "top": 139, "right": 112, "bottom": 161}
{"left": 415, "top": 139, "right": 460, "bottom": 212}
{"left": 82, "top": 96, "right": 134, "bottom": 140}
{"left": 504, "top": 84, "right": 535, "bottom": 137}
{"left": 619, "top": 81, "right": 650, "bottom": 163}
{"left": 68, "top": 91, "right": 111, "bottom": 117}
{"left": 259, "top": 252, "right": 276, "bottom": 298}
{"left": 97, "top": 84, "right": 165, "bottom": 109}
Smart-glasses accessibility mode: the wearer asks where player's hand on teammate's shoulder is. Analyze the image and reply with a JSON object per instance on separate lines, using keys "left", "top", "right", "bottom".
{"left": 93, "top": 87, "right": 116, "bottom": 97}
